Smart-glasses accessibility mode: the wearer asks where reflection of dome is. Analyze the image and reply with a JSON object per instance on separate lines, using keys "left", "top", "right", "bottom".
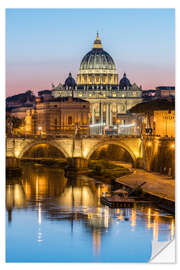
{"left": 77, "top": 33, "right": 118, "bottom": 86}
{"left": 119, "top": 73, "right": 131, "bottom": 89}
{"left": 64, "top": 73, "right": 76, "bottom": 89}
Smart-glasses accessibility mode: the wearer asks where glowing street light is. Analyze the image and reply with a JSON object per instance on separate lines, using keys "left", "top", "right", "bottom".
{"left": 38, "top": 126, "right": 42, "bottom": 136}
{"left": 147, "top": 141, "right": 152, "bottom": 147}
{"left": 170, "top": 143, "right": 175, "bottom": 150}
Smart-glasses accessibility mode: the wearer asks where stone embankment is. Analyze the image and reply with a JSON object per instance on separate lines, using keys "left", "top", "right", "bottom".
{"left": 116, "top": 167, "right": 175, "bottom": 202}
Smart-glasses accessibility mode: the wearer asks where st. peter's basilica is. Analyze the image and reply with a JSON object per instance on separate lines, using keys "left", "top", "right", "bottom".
{"left": 52, "top": 33, "right": 142, "bottom": 133}
{"left": 6, "top": 33, "right": 143, "bottom": 136}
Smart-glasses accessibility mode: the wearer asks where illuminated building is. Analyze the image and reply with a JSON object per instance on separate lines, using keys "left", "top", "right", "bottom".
{"left": 156, "top": 86, "right": 175, "bottom": 98}
{"left": 38, "top": 90, "right": 52, "bottom": 101}
{"left": 142, "top": 86, "right": 175, "bottom": 101}
{"left": 154, "top": 110, "right": 175, "bottom": 137}
{"left": 130, "top": 98, "right": 175, "bottom": 137}
{"left": 25, "top": 96, "right": 90, "bottom": 136}
{"left": 52, "top": 33, "right": 142, "bottom": 134}
{"left": 6, "top": 90, "right": 35, "bottom": 110}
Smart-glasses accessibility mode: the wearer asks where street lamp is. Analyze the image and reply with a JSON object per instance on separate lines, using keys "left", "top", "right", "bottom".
{"left": 147, "top": 141, "right": 152, "bottom": 147}
{"left": 170, "top": 143, "right": 175, "bottom": 150}
{"left": 38, "top": 126, "right": 42, "bottom": 136}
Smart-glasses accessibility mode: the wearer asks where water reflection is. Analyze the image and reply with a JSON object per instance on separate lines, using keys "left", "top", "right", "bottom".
{"left": 6, "top": 164, "right": 175, "bottom": 262}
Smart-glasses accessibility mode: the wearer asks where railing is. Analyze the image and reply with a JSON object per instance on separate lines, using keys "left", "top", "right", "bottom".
{"left": 6, "top": 133, "right": 142, "bottom": 140}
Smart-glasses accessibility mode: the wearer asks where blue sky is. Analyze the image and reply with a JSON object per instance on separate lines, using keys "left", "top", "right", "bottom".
{"left": 6, "top": 8, "right": 175, "bottom": 95}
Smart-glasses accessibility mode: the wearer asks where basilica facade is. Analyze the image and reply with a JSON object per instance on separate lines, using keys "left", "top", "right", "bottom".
{"left": 52, "top": 33, "right": 142, "bottom": 134}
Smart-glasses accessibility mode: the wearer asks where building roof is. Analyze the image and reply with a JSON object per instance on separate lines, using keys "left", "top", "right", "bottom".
{"left": 38, "top": 96, "right": 89, "bottom": 103}
{"left": 38, "top": 90, "right": 52, "bottom": 96}
{"left": 156, "top": 86, "right": 175, "bottom": 90}
{"left": 6, "top": 90, "right": 35, "bottom": 102}
{"left": 55, "top": 96, "right": 88, "bottom": 103}
{"left": 129, "top": 98, "right": 175, "bottom": 113}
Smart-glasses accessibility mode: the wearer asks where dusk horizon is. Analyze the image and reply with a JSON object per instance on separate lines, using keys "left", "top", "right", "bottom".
{"left": 6, "top": 8, "right": 175, "bottom": 97}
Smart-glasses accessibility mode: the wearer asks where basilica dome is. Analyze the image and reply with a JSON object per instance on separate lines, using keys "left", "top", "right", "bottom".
{"left": 77, "top": 33, "right": 118, "bottom": 86}
{"left": 64, "top": 73, "right": 76, "bottom": 89}
{"left": 80, "top": 38, "right": 116, "bottom": 71}
{"left": 119, "top": 73, "right": 131, "bottom": 89}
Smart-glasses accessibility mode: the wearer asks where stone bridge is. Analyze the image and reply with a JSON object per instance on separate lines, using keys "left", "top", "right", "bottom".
{"left": 6, "top": 136, "right": 143, "bottom": 168}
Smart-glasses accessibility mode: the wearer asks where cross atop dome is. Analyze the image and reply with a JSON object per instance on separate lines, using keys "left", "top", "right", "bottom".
{"left": 93, "top": 32, "right": 102, "bottom": 49}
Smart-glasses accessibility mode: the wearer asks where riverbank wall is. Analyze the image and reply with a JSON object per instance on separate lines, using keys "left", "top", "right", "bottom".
{"left": 115, "top": 168, "right": 175, "bottom": 213}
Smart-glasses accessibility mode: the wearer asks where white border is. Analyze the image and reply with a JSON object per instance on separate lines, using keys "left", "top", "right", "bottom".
{"left": 0, "top": 1, "right": 179, "bottom": 270}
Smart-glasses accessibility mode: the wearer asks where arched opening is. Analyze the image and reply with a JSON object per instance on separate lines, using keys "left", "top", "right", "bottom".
{"left": 89, "top": 144, "right": 134, "bottom": 168}
{"left": 22, "top": 143, "right": 66, "bottom": 159}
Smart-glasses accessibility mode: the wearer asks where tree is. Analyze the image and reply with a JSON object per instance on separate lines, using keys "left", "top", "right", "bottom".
{"left": 6, "top": 115, "right": 23, "bottom": 136}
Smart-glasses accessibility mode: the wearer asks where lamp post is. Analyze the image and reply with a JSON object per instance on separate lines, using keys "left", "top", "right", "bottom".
{"left": 116, "top": 119, "right": 120, "bottom": 135}
{"left": 38, "top": 126, "right": 42, "bottom": 137}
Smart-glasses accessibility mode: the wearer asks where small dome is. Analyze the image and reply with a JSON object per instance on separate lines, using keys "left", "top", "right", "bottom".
{"left": 64, "top": 73, "right": 76, "bottom": 89}
{"left": 119, "top": 73, "right": 131, "bottom": 89}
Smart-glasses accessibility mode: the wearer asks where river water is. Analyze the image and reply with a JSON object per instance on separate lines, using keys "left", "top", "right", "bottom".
{"left": 6, "top": 164, "right": 175, "bottom": 262}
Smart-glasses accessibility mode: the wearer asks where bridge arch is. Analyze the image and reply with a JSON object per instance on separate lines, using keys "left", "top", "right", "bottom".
{"left": 86, "top": 141, "right": 137, "bottom": 166}
{"left": 18, "top": 140, "right": 69, "bottom": 159}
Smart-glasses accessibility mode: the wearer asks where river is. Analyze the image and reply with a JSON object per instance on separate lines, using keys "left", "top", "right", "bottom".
{"left": 6, "top": 163, "right": 175, "bottom": 262}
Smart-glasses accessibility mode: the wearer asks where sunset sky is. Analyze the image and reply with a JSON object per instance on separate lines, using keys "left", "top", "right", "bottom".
{"left": 6, "top": 8, "right": 175, "bottom": 97}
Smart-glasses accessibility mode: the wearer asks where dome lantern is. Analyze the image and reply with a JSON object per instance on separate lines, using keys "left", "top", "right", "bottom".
{"left": 93, "top": 32, "right": 102, "bottom": 49}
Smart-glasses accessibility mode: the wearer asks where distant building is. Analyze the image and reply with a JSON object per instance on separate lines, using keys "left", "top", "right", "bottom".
{"left": 6, "top": 90, "right": 35, "bottom": 109}
{"left": 6, "top": 90, "right": 36, "bottom": 121}
{"left": 51, "top": 33, "right": 142, "bottom": 134}
{"left": 142, "top": 86, "right": 175, "bottom": 101}
{"left": 38, "top": 90, "right": 52, "bottom": 101}
{"left": 24, "top": 96, "right": 90, "bottom": 136}
{"left": 156, "top": 86, "right": 175, "bottom": 98}
{"left": 142, "top": 90, "right": 157, "bottom": 101}
{"left": 154, "top": 110, "right": 175, "bottom": 137}
{"left": 129, "top": 98, "right": 175, "bottom": 138}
